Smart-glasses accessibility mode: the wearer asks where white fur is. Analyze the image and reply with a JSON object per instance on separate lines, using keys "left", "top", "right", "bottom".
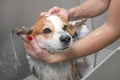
{"left": 27, "top": 56, "right": 73, "bottom": 80}
{"left": 47, "top": 15, "right": 65, "bottom": 29}
{"left": 27, "top": 15, "right": 82, "bottom": 80}
{"left": 36, "top": 15, "right": 73, "bottom": 53}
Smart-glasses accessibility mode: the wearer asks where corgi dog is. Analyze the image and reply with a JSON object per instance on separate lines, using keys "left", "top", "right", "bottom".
{"left": 12, "top": 14, "right": 87, "bottom": 80}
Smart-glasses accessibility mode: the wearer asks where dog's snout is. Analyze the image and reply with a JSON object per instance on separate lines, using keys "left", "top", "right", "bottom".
{"left": 60, "top": 35, "right": 71, "bottom": 44}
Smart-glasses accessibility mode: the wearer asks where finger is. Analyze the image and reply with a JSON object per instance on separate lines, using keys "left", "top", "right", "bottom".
{"left": 40, "top": 12, "right": 51, "bottom": 17}
{"left": 26, "top": 48, "right": 40, "bottom": 59}
{"left": 48, "top": 6, "right": 59, "bottom": 14}
{"left": 22, "top": 41, "right": 32, "bottom": 50}
{"left": 22, "top": 41, "right": 34, "bottom": 55}
{"left": 22, "top": 41, "right": 40, "bottom": 59}
{"left": 40, "top": 12, "right": 48, "bottom": 16}
{"left": 28, "top": 37, "right": 42, "bottom": 53}
{"left": 27, "top": 36, "right": 52, "bottom": 60}
{"left": 26, "top": 35, "right": 42, "bottom": 54}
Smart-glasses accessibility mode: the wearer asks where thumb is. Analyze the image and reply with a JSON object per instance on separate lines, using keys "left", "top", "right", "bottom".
{"left": 27, "top": 35, "right": 42, "bottom": 52}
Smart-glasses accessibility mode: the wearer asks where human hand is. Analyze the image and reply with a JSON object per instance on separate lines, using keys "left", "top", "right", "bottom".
{"left": 40, "top": 6, "right": 70, "bottom": 20}
{"left": 23, "top": 36, "right": 54, "bottom": 63}
{"left": 23, "top": 36, "right": 72, "bottom": 64}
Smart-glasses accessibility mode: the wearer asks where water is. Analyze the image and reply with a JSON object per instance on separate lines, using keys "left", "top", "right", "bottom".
{"left": 10, "top": 33, "right": 21, "bottom": 66}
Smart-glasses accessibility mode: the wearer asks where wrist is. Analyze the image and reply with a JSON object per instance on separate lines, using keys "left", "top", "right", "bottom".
{"left": 69, "top": 8, "right": 83, "bottom": 21}
{"left": 68, "top": 8, "right": 75, "bottom": 21}
{"left": 46, "top": 52, "right": 68, "bottom": 64}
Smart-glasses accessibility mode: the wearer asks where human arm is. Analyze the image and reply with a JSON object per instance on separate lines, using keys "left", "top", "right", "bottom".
{"left": 23, "top": 0, "right": 120, "bottom": 64}
{"left": 46, "top": 0, "right": 111, "bottom": 20}
{"left": 69, "top": 0, "right": 111, "bottom": 20}
{"left": 45, "top": 0, "right": 120, "bottom": 63}
{"left": 25, "top": 17, "right": 120, "bottom": 64}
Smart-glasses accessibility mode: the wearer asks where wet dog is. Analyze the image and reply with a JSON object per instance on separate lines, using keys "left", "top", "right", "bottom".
{"left": 12, "top": 14, "right": 87, "bottom": 80}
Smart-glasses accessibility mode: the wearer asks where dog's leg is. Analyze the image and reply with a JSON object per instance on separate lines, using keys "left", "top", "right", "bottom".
{"left": 70, "top": 60, "right": 79, "bottom": 80}
{"left": 83, "top": 57, "right": 89, "bottom": 66}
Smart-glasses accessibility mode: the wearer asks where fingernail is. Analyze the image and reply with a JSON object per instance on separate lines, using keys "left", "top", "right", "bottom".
{"left": 45, "top": 13, "right": 50, "bottom": 17}
{"left": 40, "top": 13, "right": 43, "bottom": 16}
{"left": 28, "top": 35, "right": 33, "bottom": 41}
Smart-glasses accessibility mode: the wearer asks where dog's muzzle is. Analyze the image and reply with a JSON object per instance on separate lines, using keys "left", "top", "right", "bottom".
{"left": 59, "top": 34, "right": 72, "bottom": 50}
{"left": 60, "top": 35, "right": 71, "bottom": 44}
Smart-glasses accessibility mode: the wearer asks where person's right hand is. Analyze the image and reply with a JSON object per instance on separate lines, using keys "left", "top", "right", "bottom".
{"left": 40, "top": 6, "right": 70, "bottom": 20}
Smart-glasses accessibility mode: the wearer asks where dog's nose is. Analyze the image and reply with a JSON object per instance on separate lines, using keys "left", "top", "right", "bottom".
{"left": 60, "top": 35, "right": 71, "bottom": 44}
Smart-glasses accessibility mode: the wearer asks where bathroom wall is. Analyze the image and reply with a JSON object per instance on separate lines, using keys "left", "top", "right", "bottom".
{"left": 0, "top": 0, "right": 80, "bottom": 80}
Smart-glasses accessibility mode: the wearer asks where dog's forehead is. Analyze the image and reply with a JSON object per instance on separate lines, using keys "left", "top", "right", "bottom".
{"left": 47, "top": 15, "right": 66, "bottom": 29}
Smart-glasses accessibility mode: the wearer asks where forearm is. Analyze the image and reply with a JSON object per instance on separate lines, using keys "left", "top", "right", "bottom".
{"left": 50, "top": 23, "right": 120, "bottom": 63}
{"left": 70, "top": 23, "right": 120, "bottom": 58}
{"left": 69, "top": 0, "right": 110, "bottom": 20}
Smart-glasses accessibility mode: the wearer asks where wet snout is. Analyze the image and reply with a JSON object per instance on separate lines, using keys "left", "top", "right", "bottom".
{"left": 59, "top": 34, "right": 71, "bottom": 45}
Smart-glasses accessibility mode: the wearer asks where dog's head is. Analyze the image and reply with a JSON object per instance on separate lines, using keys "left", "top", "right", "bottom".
{"left": 27, "top": 14, "right": 86, "bottom": 53}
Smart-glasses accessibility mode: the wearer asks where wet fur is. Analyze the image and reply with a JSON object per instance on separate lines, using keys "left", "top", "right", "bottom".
{"left": 11, "top": 14, "right": 87, "bottom": 80}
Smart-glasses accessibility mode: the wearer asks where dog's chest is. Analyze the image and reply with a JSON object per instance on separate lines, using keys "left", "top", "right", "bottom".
{"left": 27, "top": 56, "right": 77, "bottom": 80}
{"left": 26, "top": 27, "right": 82, "bottom": 80}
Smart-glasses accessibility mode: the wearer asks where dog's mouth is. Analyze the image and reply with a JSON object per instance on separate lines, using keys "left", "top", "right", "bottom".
{"left": 58, "top": 46, "right": 69, "bottom": 50}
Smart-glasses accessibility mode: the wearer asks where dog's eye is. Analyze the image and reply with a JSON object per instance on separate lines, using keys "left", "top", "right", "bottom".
{"left": 43, "top": 28, "right": 51, "bottom": 34}
{"left": 63, "top": 25, "right": 67, "bottom": 30}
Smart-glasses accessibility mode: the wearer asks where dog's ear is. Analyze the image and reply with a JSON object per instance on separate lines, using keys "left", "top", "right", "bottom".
{"left": 70, "top": 19, "right": 87, "bottom": 32}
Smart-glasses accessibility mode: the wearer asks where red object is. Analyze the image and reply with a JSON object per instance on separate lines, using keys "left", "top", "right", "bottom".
{"left": 28, "top": 35, "right": 33, "bottom": 41}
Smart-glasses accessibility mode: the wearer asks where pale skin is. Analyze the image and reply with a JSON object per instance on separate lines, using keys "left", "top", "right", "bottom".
{"left": 24, "top": 0, "right": 120, "bottom": 63}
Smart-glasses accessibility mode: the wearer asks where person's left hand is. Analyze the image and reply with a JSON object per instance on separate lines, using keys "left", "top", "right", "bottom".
{"left": 23, "top": 37, "right": 54, "bottom": 63}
